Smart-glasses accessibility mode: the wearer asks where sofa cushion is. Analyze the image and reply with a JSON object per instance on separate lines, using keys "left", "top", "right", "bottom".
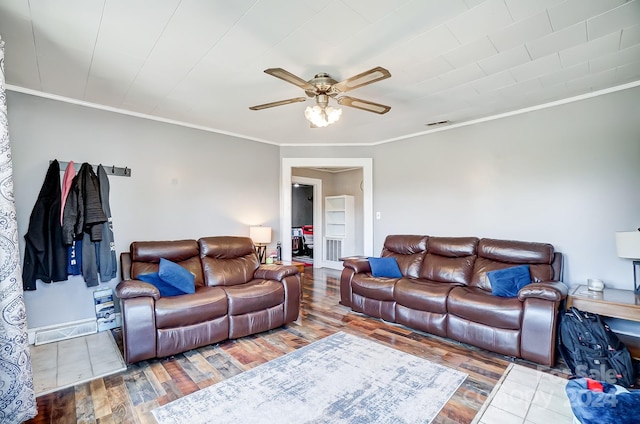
{"left": 383, "top": 234, "right": 428, "bottom": 254}
{"left": 395, "top": 278, "right": 457, "bottom": 314}
{"left": 478, "top": 238, "right": 554, "bottom": 264}
{"left": 155, "top": 286, "right": 228, "bottom": 328}
{"left": 448, "top": 286, "right": 523, "bottom": 330}
{"left": 419, "top": 255, "right": 475, "bottom": 284}
{"left": 368, "top": 257, "right": 402, "bottom": 278}
{"left": 131, "top": 239, "right": 199, "bottom": 262}
{"left": 381, "top": 235, "right": 428, "bottom": 278}
{"left": 488, "top": 265, "right": 531, "bottom": 297}
{"left": 471, "top": 258, "right": 554, "bottom": 291}
{"left": 224, "top": 280, "right": 285, "bottom": 315}
{"left": 427, "top": 236, "right": 478, "bottom": 257}
{"left": 130, "top": 240, "right": 204, "bottom": 287}
{"left": 199, "top": 236, "right": 260, "bottom": 286}
{"left": 470, "top": 238, "right": 555, "bottom": 290}
{"left": 351, "top": 274, "right": 397, "bottom": 301}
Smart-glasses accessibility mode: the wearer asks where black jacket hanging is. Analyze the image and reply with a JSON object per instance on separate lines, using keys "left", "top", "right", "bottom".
{"left": 22, "top": 160, "right": 68, "bottom": 290}
{"left": 62, "top": 163, "right": 107, "bottom": 287}
{"left": 62, "top": 162, "right": 107, "bottom": 244}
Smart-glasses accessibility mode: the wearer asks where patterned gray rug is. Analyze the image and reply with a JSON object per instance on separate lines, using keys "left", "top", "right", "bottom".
{"left": 152, "top": 332, "right": 467, "bottom": 424}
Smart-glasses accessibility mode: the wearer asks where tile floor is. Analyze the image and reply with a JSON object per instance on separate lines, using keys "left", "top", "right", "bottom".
{"left": 473, "top": 363, "right": 575, "bottom": 424}
{"left": 30, "top": 330, "right": 127, "bottom": 396}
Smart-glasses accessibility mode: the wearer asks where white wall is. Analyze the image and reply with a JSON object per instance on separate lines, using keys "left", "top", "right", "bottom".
{"left": 8, "top": 92, "right": 281, "bottom": 329}
{"left": 330, "top": 169, "right": 364, "bottom": 254}
{"left": 373, "top": 87, "right": 640, "bottom": 289}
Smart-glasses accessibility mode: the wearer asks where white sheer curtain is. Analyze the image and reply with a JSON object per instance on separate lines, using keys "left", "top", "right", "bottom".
{"left": 0, "top": 36, "right": 37, "bottom": 422}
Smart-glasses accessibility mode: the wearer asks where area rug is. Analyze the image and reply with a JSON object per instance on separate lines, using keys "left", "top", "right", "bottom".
{"left": 152, "top": 332, "right": 467, "bottom": 424}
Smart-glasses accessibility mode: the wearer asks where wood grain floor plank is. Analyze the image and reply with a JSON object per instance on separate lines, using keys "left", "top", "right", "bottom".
{"left": 156, "top": 380, "right": 182, "bottom": 406}
{"left": 141, "top": 363, "right": 167, "bottom": 398}
{"left": 161, "top": 358, "right": 200, "bottom": 396}
{"left": 89, "top": 378, "right": 111, "bottom": 419}
{"left": 74, "top": 382, "right": 95, "bottom": 423}
{"left": 182, "top": 350, "right": 218, "bottom": 383}
{"left": 95, "top": 414, "right": 115, "bottom": 424}
{"left": 50, "top": 388, "right": 77, "bottom": 424}
{"left": 172, "top": 352, "right": 211, "bottom": 385}
{"left": 149, "top": 360, "right": 171, "bottom": 385}
{"left": 106, "top": 377, "right": 136, "bottom": 424}
{"left": 204, "top": 349, "right": 245, "bottom": 380}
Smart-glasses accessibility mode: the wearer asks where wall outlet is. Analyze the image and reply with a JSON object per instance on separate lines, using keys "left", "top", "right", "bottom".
{"left": 376, "top": 211, "right": 381, "bottom": 220}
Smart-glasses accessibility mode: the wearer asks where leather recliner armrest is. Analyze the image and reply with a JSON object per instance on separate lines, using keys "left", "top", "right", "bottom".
{"left": 254, "top": 264, "right": 299, "bottom": 280}
{"left": 518, "top": 281, "right": 568, "bottom": 302}
{"left": 343, "top": 257, "right": 371, "bottom": 274}
{"left": 115, "top": 280, "right": 161, "bottom": 300}
{"left": 120, "top": 252, "right": 133, "bottom": 280}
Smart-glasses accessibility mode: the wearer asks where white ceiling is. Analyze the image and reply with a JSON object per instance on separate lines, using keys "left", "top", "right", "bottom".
{"left": 1, "top": 0, "right": 639, "bottom": 146}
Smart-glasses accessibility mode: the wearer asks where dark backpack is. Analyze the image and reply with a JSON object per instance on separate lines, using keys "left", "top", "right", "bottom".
{"left": 558, "top": 307, "right": 636, "bottom": 388}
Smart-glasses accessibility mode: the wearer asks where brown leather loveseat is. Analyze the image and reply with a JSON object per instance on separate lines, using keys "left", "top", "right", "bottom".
{"left": 340, "top": 235, "right": 568, "bottom": 366}
{"left": 115, "top": 236, "right": 301, "bottom": 364}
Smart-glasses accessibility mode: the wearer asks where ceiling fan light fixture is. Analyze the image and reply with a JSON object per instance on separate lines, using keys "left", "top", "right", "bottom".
{"left": 250, "top": 67, "right": 390, "bottom": 126}
{"left": 304, "top": 104, "right": 342, "bottom": 128}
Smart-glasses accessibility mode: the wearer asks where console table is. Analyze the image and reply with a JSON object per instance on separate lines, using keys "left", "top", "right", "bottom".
{"left": 567, "top": 285, "right": 640, "bottom": 358}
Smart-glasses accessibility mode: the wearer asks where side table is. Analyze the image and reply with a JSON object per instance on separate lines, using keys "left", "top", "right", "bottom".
{"left": 567, "top": 285, "right": 640, "bottom": 358}
{"left": 275, "top": 260, "right": 306, "bottom": 275}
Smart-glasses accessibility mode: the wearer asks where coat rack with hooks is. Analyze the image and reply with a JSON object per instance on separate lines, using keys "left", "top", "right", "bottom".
{"left": 52, "top": 160, "right": 132, "bottom": 177}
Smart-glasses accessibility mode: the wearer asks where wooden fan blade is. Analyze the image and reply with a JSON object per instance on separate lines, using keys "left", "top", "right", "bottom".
{"left": 337, "top": 96, "right": 391, "bottom": 114}
{"left": 332, "top": 66, "right": 391, "bottom": 93}
{"left": 264, "top": 68, "right": 317, "bottom": 93}
{"left": 249, "top": 97, "right": 307, "bottom": 110}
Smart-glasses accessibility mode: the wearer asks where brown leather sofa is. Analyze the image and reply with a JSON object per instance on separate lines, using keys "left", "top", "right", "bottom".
{"left": 115, "top": 236, "right": 301, "bottom": 364}
{"left": 340, "top": 235, "right": 568, "bottom": 366}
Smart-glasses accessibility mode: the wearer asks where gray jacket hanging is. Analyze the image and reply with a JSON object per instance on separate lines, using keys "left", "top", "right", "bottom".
{"left": 96, "top": 165, "right": 117, "bottom": 282}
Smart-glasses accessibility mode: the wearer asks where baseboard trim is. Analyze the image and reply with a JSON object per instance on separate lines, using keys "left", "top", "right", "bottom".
{"left": 28, "top": 313, "right": 122, "bottom": 345}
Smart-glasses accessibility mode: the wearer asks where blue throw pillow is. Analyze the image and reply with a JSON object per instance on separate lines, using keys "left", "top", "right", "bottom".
{"left": 158, "top": 258, "right": 195, "bottom": 295}
{"left": 487, "top": 265, "right": 531, "bottom": 297}
{"left": 137, "top": 259, "right": 195, "bottom": 297}
{"left": 368, "top": 257, "right": 402, "bottom": 278}
{"left": 137, "top": 272, "right": 185, "bottom": 297}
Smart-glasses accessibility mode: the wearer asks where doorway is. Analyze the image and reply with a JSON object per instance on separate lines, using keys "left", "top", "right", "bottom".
{"left": 291, "top": 177, "right": 322, "bottom": 265}
{"left": 281, "top": 158, "right": 373, "bottom": 267}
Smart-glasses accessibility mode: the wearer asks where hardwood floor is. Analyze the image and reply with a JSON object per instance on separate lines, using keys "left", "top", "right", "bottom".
{"left": 26, "top": 267, "right": 568, "bottom": 423}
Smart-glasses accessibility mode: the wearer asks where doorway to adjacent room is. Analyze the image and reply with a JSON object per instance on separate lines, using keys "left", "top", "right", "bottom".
{"left": 281, "top": 158, "right": 374, "bottom": 268}
{"left": 291, "top": 178, "right": 320, "bottom": 266}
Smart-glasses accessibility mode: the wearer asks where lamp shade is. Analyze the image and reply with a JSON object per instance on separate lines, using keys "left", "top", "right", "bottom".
{"left": 615, "top": 231, "right": 640, "bottom": 259}
{"left": 250, "top": 226, "right": 271, "bottom": 244}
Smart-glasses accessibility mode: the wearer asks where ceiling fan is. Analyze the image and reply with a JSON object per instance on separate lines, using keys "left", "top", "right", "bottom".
{"left": 249, "top": 66, "right": 391, "bottom": 127}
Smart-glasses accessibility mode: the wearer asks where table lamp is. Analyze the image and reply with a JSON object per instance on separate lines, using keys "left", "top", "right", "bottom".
{"left": 250, "top": 226, "right": 271, "bottom": 264}
{"left": 615, "top": 230, "right": 640, "bottom": 294}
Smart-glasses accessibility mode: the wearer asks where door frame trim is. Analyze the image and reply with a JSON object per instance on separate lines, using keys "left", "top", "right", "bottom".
{"left": 291, "top": 176, "right": 323, "bottom": 268}
{"left": 281, "top": 157, "right": 373, "bottom": 263}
